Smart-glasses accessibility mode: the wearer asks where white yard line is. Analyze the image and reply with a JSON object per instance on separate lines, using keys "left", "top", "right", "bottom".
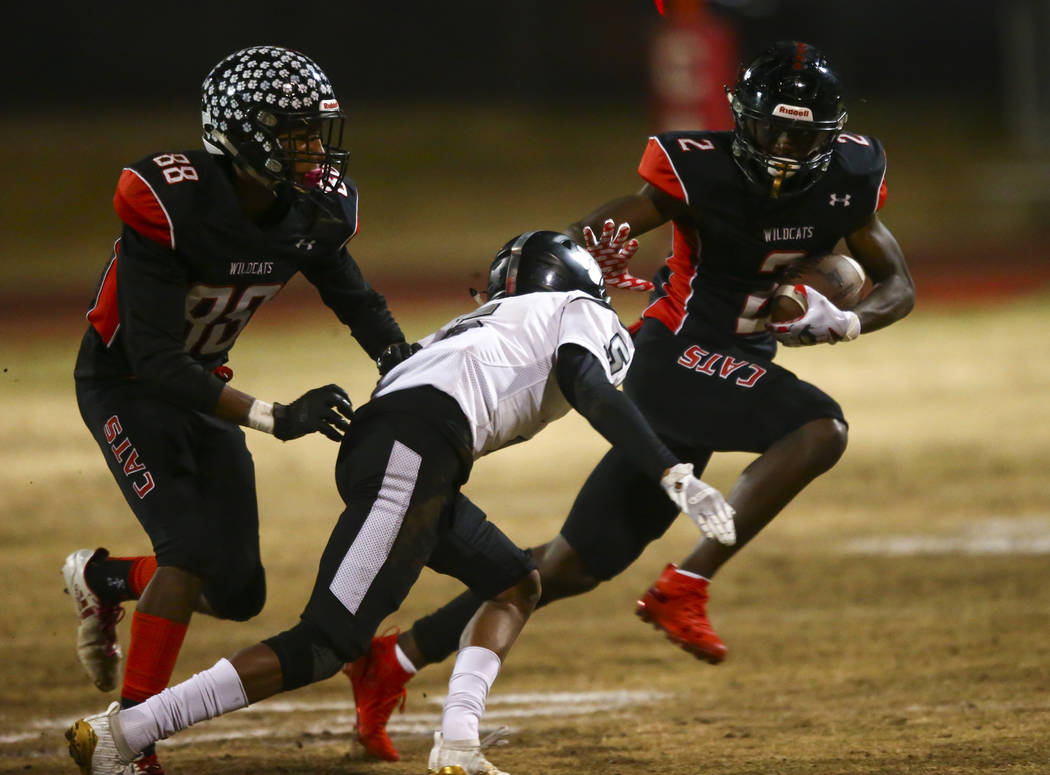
{"left": 1, "top": 689, "right": 669, "bottom": 753}
{"left": 841, "top": 516, "right": 1050, "bottom": 556}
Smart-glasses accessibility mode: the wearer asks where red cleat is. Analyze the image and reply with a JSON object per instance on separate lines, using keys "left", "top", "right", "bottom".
{"left": 344, "top": 630, "right": 413, "bottom": 761}
{"left": 636, "top": 563, "right": 727, "bottom": 664}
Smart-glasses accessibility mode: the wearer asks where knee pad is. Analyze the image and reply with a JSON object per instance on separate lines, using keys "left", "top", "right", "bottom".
{"left": 263, "top": 620, "right": 345, "bottom": 692}
{"left": 204, "top": 565, "right": 267, "bottom": 622}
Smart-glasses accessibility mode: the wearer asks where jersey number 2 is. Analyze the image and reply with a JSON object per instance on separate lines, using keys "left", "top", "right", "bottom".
{"left": 735, "top": 251, "right": 806, "bottom": 334}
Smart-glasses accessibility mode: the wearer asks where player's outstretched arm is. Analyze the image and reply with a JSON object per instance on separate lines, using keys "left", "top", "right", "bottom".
{"left": 566, "top": 184, "right": 681, "bottom": 245}
{"left": 554, "top": 344, "right": 735, "bottom": 545}
{"left": 303, "top": 247, "right": 413, "bottom": 368}
{"left": 567, "top": 186, "right": 687, "bottom": 293}
{"left": 214, "top": 383, "right": 353, "bottom": 442}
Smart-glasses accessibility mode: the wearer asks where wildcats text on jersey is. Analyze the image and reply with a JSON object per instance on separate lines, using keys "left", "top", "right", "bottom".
{"left": 763, "top": 226, "right": 814, "bottom": 242}
{"left": 229, "top": 261, "right": 275, "bottom": 276}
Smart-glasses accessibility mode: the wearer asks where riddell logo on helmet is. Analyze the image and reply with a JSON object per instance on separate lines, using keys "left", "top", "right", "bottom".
{"left": 773, "top": 104, "right": 813, "bottom": 121}
{"left": 321, "top": 99, "right": 340, "bottom": 111}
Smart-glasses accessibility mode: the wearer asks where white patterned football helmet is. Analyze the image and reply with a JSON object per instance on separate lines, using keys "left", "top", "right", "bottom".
{"left": 201, "top": 45, "right": 349, "bottom": 192}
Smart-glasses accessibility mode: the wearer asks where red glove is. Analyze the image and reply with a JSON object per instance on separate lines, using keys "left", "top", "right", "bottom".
{"left": 582, "top": 219, "right": 654, "bottom": 293}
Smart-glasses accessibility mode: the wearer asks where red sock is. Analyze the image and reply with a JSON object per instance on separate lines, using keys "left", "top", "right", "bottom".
{"left": 121, "top": 609, "right": 189, "bottom": 703}
{"left": 108, "top": 555, "right": 158, "bottom": 598}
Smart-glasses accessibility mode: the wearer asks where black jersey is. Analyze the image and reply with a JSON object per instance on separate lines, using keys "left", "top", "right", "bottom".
{"left": 74, "top": 150, "right": 404, "bottom": 413}
{"left": 637, "top": 130, "right": 887, "bottom": 358}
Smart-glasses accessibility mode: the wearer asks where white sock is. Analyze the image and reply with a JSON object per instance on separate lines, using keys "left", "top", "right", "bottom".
{"left": 675, "top": 568, "right": 709, "bottom": 581}
{"left": 441, "top": 646, "right": 501, "bottom": 742}
{"left": 119, "top": 658, "right": 248, "bottom": 754}
{"left": 394, "top": 643, "right": 418, "bottom": 674}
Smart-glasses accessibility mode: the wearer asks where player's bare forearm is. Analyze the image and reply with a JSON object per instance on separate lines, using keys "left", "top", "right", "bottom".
{"left": 567, "top": 186, "right": 671, "bottom": 243}
{"left": 853, "top": 272, "right": 915, "bottom": 333}
{"left": 214, "top": 383, "right": 256, "bottom": 425}
{"left": 846, "top": 214, "right": 915, "bottom": 333}
{"left": 214, "top": 383, "right": 353, "bottom": 441}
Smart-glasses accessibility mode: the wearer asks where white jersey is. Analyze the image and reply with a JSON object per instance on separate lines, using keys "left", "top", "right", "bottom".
{"left": 374, "top": 290, "right": 632, "bottom": 458}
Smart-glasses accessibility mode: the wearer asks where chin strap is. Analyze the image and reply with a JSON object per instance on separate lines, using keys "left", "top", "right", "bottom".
{"left": 203, "top": 129, "right": 281, "bottom": 192}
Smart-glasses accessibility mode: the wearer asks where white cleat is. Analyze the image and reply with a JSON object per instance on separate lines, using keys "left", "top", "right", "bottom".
{"left": 427, "top": 731, "right": 509, "bottom": 775}
{"left": 63, "top": 548, "right": 125, "bottom": 692}
{"left": 65, "top": 701, "right": 137, "bottom": 775}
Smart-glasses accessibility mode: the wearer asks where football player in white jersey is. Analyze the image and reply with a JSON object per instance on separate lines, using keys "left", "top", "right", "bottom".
{"left": 65, "top": 232, "right": 734, "bottom": 775}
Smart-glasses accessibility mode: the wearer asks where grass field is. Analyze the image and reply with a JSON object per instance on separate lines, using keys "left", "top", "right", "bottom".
{"left": 1, "top": 289, "right": 1048, "bottom": 773}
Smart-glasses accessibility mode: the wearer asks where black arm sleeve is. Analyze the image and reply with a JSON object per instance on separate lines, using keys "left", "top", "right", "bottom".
{"left": 118, "top": 227, "right": 226, "bottom": 413}
{"left": 300, "top": 248, "right": 406, "bottom": 360}
{"left": 555, "top": 343, "right": 677, "bottom": 481}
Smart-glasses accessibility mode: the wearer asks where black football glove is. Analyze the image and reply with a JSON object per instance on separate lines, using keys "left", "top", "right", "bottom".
{"left": 272, "top": 384, "right": 353, "bottom": 442}
{"left": 377, "top": 341, "right": 422, "bottom": 376}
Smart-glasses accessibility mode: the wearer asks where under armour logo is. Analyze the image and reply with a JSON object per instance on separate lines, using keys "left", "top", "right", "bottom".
{"left": 295, "top": 238, "right": 316, "bottom": 251}
{"left": 829, "top": 193, "right": 851, "bottom": 207}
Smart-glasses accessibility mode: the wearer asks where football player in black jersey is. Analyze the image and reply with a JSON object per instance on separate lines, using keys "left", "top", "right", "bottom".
{"left": 63, "top": 46, "right": 418, "bottom": 774}
{"left": 342, "top": 40, "right": 916, "bottom": 763}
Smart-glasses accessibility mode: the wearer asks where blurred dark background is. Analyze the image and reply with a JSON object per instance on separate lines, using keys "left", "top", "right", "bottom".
{"left": 2, "top": 1, "right": 1009, "bottom": 107}
{"left": 3, "top": 0, "right": 1049, "bottom": 305}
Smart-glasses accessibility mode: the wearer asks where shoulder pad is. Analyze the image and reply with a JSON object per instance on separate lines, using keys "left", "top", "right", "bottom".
{"left": 829, "top": 134, "right": 887, "bottom": 211}
{"left": 113, "top": 151, "right": 222, "bottom": 249}
{"left": 315, "top": 176, "right": 361, "bottom": 242}
{"left": 832, "top": 134, "right": 886, "bottom": 177}
{"left": 638, "top": 131, "right": 735, "bottom": 205}
{"left": 294, "top": 176, "right": 361, "bottom": 251}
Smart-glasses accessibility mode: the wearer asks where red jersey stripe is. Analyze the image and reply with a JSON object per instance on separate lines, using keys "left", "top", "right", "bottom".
{"left": 114, "top": 168, "right": 176, "bottom": 249}
{"left": 641, "top": 226, "right": 699, "bottom": 333}
{"left": 86, "top": 240, "right": 121, "bottom": 346}
{"left": 876, "top": 178, "right": 888, "bottom": 211}
{"left": 638, "top": 136, "right": 689, "bottom": 203}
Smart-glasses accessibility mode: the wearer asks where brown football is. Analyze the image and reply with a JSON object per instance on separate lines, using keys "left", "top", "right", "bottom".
{"left": 767, "top": 253, "right": 868, "bottom": 323}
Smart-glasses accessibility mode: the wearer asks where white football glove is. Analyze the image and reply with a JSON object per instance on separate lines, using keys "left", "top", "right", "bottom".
{"left": 768, "top": 285, "right": 861, "bottom": 347}
{"left": 582, "top": 219, "right": 654, "bottom": 292}
{"left": 660, "top": 463, "right": 736, "bottom": 545}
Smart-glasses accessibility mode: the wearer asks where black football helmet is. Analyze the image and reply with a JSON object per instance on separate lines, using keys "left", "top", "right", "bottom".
{"left": 486, "top": 231, "right": 609, "bottom": 302}
{"left": 201, "top": 46, "right": 349, "bottom": 193}
{"left": 727, "top": 41, "right": 847, "bottom": 197}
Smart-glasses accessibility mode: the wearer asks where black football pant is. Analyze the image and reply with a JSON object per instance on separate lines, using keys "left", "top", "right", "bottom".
{"left": 75, "top": 378, "right": 266, "bottom": 621}
{"left": 301, "top": 387, "right": 534, "bottom": 662}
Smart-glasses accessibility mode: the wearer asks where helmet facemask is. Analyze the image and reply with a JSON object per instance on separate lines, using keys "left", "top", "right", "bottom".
{"left": 265, "top": 111, "right": 349, "bottom": 193}
{"left": 730, "top": 97, "right": 844, "bottom": 197}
